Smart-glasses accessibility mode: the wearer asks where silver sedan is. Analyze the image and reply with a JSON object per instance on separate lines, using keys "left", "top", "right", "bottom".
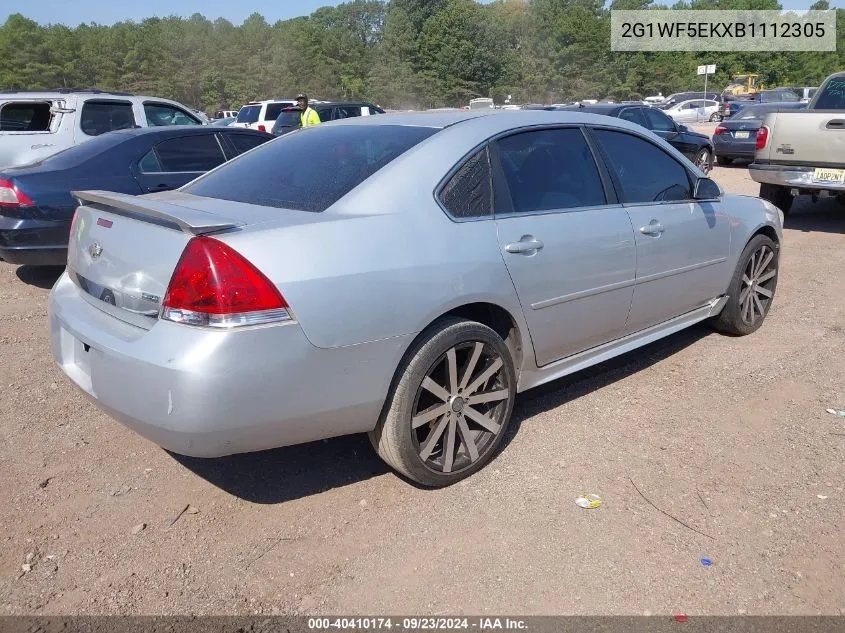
{"left": 49, "top": 110, "right": 783, "bottom": 487}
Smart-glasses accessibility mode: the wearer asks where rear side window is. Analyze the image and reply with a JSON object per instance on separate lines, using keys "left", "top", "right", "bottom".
{"left": 185, "top": 124, "right": 438, "bottom": 212}
{"left": 495, "top": 128, "right": 606, "bottom": 214}
{"left": 225, "top": 133, "right": 271, "bottom": 156}
{"left": 593, "top": 129, "right": 691, "bottom": 203}
{"left": 273, "top": 110, "right": 302, "bottom": 130}
{"left": 149, "top": 135, "right": 225, "bottom": 172}
{"left": 439, "top": 147, "right": 492, "bottom": 219}
{"left": 80, "top": 101, "right": 136, "bottom": 136}
{"left": 619, "top": 108, "right": 646, "bottom": 127}
{"left": 0, "top": 101, "right": 53, "bottom": 131}
{"left": 236, "top": 105, "right": 260, "bottom": 123}
{"left": 335, "top": 106, "right": 362, "bottom": 119}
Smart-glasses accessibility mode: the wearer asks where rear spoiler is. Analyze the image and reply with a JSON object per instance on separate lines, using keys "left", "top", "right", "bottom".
{"left": 72, "top": 190, "right": 243, "bottom": 235}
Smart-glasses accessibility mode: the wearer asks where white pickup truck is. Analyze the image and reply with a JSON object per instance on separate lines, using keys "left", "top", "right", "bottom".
{"left": 750, "top": 71, "right": 845, "bottom": 214}
{"left": 0, "top": 90, "right": 203, "bottom": 168}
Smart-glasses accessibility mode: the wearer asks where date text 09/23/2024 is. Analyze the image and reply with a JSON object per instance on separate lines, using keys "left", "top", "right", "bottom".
{"left": 307, "top": 618, "right": 528, "bottom": 630}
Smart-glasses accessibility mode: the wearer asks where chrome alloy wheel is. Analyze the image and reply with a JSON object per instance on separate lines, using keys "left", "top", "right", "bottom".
{"left": 740, "top": 243, "right": 777, "bottom": 326}
{"left": 410, "top": 341, "right": 511, "bottom": 475}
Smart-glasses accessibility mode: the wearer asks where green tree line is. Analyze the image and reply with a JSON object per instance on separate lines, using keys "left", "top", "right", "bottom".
{"left": 0, "top": 0, "right": 843, "bottom": 112}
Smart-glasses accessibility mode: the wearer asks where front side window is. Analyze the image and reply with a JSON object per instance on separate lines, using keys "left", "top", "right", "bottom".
{"left": 144, "top": 103, "right": 199, "bottom": 127}
{"left": 80, "top": 100, "right": 136, "bottom": 136}
{"left": 146, "top": 134, "right": 225, "bottom": 172}
{"left": 184, "top": 124, "right": 438, "bottom": 212}
{"left": 593, "top": 129, "right": 691, "bottom": 203}
{"left": 439, "top": 147, "right": 492, "bottom": 219}
{"left": 0, "top": 101, "right": 53, "bottom": 131}
{"left": 495, "top": 128, "right": 606, "bottom": 214}
{"left": 643, "top": 108, "right": 675, "bottom": 132}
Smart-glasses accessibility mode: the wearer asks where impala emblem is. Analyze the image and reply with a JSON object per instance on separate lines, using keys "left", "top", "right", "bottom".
{"left": 88, "top": 242, "right": 103, "bottom": 259}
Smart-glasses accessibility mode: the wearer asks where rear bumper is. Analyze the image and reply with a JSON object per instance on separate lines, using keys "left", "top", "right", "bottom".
{"left": 49, "top": 272, "right": 408, "bottom": 458}
{"left": 0, "top": 214, "right": 70, "bottom": 266}
{"left": 749, "top": 163, "right": 845, "bottom": 191}
{"left": 712, "top": 137, "right": 756, "bottom": 158}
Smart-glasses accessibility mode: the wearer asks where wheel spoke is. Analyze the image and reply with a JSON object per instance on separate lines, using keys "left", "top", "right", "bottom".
{"left": 757, "top": 269, "right": 776, "bottom": 284}
{"left": 456, "top": 416, "right": 480, "bottom": 462}
{"left": 442, "top": 417, "right": 457, "bottom": 473}
{"left": 739, "top": 286, "right": 751, "bottom": 305}
{"left": 465, "top": 358, "right": 503, "bottom": 397}
{"left": 742, "top": 274, "right": 752, "bottom": 287}
{"left": 446, "top": 347, "right": 458, "bottom": 395}
{"left": 755, "top": 286, "right": 773, "bottom": 299}
{"left": 467, "top": 389, "right": 509, "bottom": 406}
{"left": 464, "top": 405, "right": 501, "bottom": 434}
{"left": 422, "top": 376, "right": 450, "bottom": 402}
{"left": 753, "top": 294, "right": 766, "bottom": 320}
{"left": 754, "top": 249, "right": 773, "bottom": 278}
{"left": 742, "top": 293, "right": 753, "bottom": 322}
{"left": 747, "top": 252, "right": 757, "bottom": 279}
{"left": 412, "top": 403, "right": 451, "bottom": 429}
{"left": 458, "top": 342, "right": 483, "bottom": 392}
{"left": 419, "top": 415, "right": 449, "bottom": 461}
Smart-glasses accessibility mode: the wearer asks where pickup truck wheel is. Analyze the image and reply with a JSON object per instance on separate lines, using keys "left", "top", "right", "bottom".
{"left": 370, "top": 317, "right": 516, "bottom": 488}
{"left": 759, "top": 183, "right": 793, "bottom": 215}
{"left": 716, "top": 155, "right": 734, "bottom": 166}
{"left": 710, "top": 234, "right": 779, "bottom": 336}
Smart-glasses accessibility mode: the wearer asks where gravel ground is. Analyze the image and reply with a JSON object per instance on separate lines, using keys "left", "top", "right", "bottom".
{"left": 1, "top": 144, "right": 844, "bottom": 616}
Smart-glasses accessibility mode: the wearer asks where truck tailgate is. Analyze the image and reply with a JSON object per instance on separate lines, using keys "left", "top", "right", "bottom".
{"left": 759, "top": 111, "right": 845, "bottom": 166}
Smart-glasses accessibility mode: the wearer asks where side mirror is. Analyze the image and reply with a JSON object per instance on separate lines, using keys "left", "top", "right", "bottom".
{"left": 678, "top": 124, "right": 689, "bottom": 133}
{"left": 693, "top": 177, "right": 721, "bottom": 199}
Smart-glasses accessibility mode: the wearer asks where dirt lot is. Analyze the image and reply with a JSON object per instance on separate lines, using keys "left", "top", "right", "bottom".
{"left": 1, "top": 147, "right": 844, "bottom": 616}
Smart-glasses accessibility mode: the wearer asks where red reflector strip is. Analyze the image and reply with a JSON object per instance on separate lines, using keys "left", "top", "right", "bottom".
{"left": 97, "top": 218, "right": 113, "bottom": 228}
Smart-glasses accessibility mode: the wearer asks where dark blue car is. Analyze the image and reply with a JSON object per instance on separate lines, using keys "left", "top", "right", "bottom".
{"left": 712, "top": 102, "right": 806, "bottom": 166}
{"left": 0, "top": 126, "right": 272, "bottom": 266}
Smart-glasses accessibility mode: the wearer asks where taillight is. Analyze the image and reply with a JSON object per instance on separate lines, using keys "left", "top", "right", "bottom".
{"left": 0, "top": 179, "right": 34, "bottom": 207}
{"left": 714, "top": 126, "right": 727, "bottom": 135}
{"left": 756, "top": 126, "right": 769, "bottom": 150}
{"left": 258, "top": 125, "right": 266, "bottom": 132}
{"left": 161, "top": 236, "right": 291, "bottom": 328}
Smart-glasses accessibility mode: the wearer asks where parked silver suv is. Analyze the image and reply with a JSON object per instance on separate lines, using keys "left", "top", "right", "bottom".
{"left": 0, "top": 89, "right": 203, "bottom": 168}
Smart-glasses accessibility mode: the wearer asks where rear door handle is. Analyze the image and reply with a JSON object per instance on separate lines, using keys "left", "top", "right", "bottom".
{"left": 505, "top": 238, "right": 544, "bottom": 254}
{"left": 148, "top": 184, "right": 171, "bottom": 193}
{"left": 826, "top": 119, "right": 845, "bottom": 129}
{"left": 640, "top": 222, "right": 665, "bottom": 236}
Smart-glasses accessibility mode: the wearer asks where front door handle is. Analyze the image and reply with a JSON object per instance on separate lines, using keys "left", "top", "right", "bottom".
{"left": 148, "top": 184, "right": 171, "bottom": 193}
{"left": 640, "top": 221, "right": 665, "bottom": 236}
{"left": 505, "top": 237, "right": 544, "bottom": 254}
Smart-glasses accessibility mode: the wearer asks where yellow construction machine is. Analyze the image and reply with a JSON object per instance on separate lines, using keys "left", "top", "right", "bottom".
{"left": 723, "top": 74, "right": 764, "bottom": 97}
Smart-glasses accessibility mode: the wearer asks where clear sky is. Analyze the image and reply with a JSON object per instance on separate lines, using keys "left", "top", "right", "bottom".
{"left": 0, "top": 0, "right": 834, "bottom": 26}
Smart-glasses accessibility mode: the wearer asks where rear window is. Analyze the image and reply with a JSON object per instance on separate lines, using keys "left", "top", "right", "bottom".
{"left": 813, "top": 77, "right": 845, "bottom": 109}
{"left": 264, "top": 103, "right": 294, "bottom": 122}
{"left": 185, "top": 124, "right": 438, "bottom": 212}
{"left": 273, "top": 110, "right": 301, "bottom": 129}
{"left": 0, "top": 101, "right": 53, "bottom": 131}
{"left": 236, "top": 105, "right": 260, "bottom": 123}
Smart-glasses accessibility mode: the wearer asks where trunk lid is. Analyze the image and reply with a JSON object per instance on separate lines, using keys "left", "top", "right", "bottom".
{"left": 66, "top": 190, "right": 290, "bottom": 329}
{"left": 757, "top": 111, "right": 845, "bottom": 165}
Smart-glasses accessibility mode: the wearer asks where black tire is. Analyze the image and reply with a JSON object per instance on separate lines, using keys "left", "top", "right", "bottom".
{"left": 710, "top": 234, "right": 779, "bottom": 336}
{"left": 716, "top": 155, "right": 734, "bottom": 166}
{"left": 695, "top": 147, "right": 713, "bottom": 173}
{"left": 710, "top": 113, "right": 722, "bottom": 122}
{"left": 759, "top": 183, "right": 793, "bottom": 214}
{"left": 370, "top": 317, "right": 517, "bottom": 487}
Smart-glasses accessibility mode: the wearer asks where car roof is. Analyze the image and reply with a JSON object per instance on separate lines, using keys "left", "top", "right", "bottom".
{"left": 107, "top": 125, "right": 268, "bottom": 138}
{"left": 556, "top": 104, "right": 625, "bottom": 115}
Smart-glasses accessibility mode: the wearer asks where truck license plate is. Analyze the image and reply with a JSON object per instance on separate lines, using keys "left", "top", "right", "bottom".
{"left": 735, "top": 131, "right": 750, "bottom": 139}
{"left": 813, "top": 168, "right": 845, "bottom": 184}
